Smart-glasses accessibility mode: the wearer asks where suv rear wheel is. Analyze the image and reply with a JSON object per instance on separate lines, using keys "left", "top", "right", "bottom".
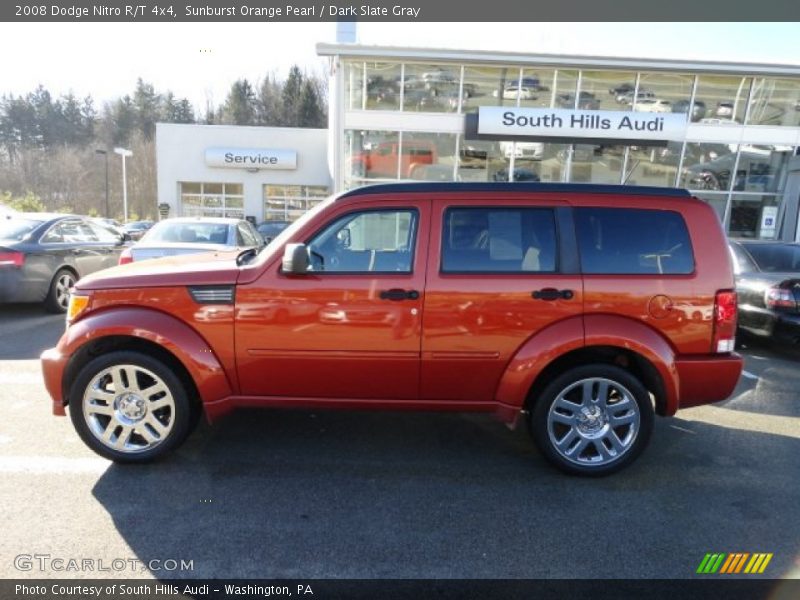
{"left": 69, "top": 351, "right": 195, "bottom": 463}
{"left": 530, "top": 365, "right": 654, "bottom": 476}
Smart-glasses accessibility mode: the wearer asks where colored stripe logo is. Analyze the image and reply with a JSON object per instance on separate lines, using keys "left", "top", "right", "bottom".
{"left": 697, "top": 553, "right": 773, "bottom": 574}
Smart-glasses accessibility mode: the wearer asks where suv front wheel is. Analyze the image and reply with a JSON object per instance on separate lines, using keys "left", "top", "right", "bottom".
{"left": 530, "top": 365, "right": 654, "bottom": 476}
{"left": 69, "top": 351, "right": 195, "bottom": 463}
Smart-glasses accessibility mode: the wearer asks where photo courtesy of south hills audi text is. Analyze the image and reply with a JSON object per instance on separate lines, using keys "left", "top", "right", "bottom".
{"left": 14, "top": 583, "right": 315, "bottom": 597}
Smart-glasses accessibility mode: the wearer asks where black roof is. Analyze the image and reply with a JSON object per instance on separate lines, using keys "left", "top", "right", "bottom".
{"left": 338, "top": 182, "right": 692, "bottom": 200}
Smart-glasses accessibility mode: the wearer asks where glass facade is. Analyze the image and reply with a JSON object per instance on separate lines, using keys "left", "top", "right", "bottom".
{"left": 263, "top": 185, "right": 329, "bottom": 222}
{"left": 339, "top": 57, "right": 800, "bottom": 239}
{"left": 180, "top": 182, "right": 244, "bottom": 218}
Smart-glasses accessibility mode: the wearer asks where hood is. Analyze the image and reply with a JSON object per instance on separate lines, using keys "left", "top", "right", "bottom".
{"left": 76, "top": 249, "right": 241, "bottom": 290}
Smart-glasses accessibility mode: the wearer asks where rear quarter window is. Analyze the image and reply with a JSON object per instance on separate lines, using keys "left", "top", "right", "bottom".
{"left": 575, "top": 208, "right": 694, "bottom": 275}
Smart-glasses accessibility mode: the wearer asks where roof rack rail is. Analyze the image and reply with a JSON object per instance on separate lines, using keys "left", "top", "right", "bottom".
{"left": 338, "top": 182, "right": 692, "bottom": 200}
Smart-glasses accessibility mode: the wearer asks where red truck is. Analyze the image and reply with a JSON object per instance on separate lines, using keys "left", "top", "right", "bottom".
{"left": 42, "top": 182, "right": 742, "bottom": 475}
{"left": 351, "top": 140, "right": 437, "bottom": 178}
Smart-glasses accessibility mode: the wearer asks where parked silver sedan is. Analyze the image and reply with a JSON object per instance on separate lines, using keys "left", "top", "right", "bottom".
{"left": 119, "top": 217, "right": 264, "bottom": 264}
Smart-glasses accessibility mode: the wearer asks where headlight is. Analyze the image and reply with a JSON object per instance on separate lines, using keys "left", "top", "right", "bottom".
{"left": 66, "top": 293, "right": 90, "bottom": 324}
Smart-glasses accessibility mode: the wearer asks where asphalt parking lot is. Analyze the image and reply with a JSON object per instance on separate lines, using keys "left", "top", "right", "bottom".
{"left": 0, "top": 304, "right": 798, "bottom": 580}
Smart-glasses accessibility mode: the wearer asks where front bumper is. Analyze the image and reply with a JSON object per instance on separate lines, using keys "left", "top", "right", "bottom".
{"left": 675, "top": 353, "right": 743, "bottom": 411}
{"left": 41, "top": 347, "right": 69, "bottom": 416}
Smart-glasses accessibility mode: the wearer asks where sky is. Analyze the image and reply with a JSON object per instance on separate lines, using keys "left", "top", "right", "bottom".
{"left": 0, "top": 22, "right": 798, "bottom": 112}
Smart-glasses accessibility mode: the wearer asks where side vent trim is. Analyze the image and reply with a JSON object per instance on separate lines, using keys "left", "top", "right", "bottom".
{"left": 188, "top": 286, "right": 235, "bottom": 305}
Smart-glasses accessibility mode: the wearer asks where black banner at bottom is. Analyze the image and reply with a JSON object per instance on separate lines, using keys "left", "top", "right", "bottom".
{"left": 4, "top": 579, "right": 800, "bottom": 600}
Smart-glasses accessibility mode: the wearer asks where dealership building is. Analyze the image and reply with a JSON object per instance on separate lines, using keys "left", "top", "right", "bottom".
{"left": 156, "top": 41, "right": 800, "bottom": 241}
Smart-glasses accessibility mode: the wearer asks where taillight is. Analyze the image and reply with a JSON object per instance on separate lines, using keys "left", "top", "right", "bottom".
{"left": 765, "top": 286, "right": 796, "bottom": 310}
{"left": 118, "top": 247, "right": 133, "bottom": 265}
{"left": 712, "top": 290, "right": 737, "bottom": 353}
{"left": 0, "top": 251, "right": 25, "bottom": 267}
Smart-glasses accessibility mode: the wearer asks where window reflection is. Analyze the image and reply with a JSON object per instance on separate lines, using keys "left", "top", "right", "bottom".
{"left": 692, "top": 193, "right": 729, "bottom": 225}
{"left": 633, "top": 73, "right": 694, "bottom": 117}
{"left": 365, "top": 62, "right": 402, "bottom": 111}
{"left": 579, "top": 71, "right": 637, "bottom": 111}
{"left": 624, "top": 142, "right": 682, "bottom": 187}
{"left": 729, "top": 194, "right": 779, "bottom": 239}
{"left": 462, "top": 66, "right": 523, "bottom": 112}
{"left": 694, "top": 75, "right": 752, "bottom": 124}
{"left": 518, "top": 69, "right": 556, "bottom": 109}
{"left": 680, "top": 143, "right": 739, "bottom": 191}
{"left": 748, "top": 78, "right": 800, "bottom": 126}
{"left": 403, "top": 63, "right": 460, "bottom": 113}
{"left": 568, "top": 144, "right": 625, "bottom": 184}
{"left": 344, "top": 129, "right": 400, "bottom": 183}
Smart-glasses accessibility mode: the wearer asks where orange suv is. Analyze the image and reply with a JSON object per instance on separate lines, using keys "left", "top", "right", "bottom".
{"left": 41, "top": 183, "right": 742, "bottom": 475}
{"left": 351, "top": 140, "right": 437, "bottom": 178}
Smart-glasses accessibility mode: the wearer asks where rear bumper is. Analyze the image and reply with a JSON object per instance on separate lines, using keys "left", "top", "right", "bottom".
{"left": 40, "top": 347, "right": 68, "bottom": 416}
{"left": 674, "top": 353, "right": 743, "bottom": 411}
{"left": 0, "top": 269, "right": 47, "bottom": 303}
{"left": 740, "top": 306, "right": 800, "bottom": 344}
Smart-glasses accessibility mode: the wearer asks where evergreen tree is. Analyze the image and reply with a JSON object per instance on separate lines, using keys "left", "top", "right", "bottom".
{"left": 281, "top": 65, "right": 304, "bottom": 126}
{"left": 221, "top": 79, "right": 257, "bottom": 125}
{"left": 297, "top": 80, "right": 325, "bottom": 128}
{"left": 133, "top": 78, "right": 161, "bottom": 139}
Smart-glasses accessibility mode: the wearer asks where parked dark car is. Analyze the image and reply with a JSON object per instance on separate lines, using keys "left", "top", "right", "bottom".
{"left": 684, "top": 150, "right": 778, "bottom": 192}
{"left": 0, "top": 213, "right": 127, "bottom": 312}
{"left": 256, "top": 220, "right": 291, "bottom": 244}
{"left": 122, "top": 220, "right": 154, "bottom": 241}
{"left": 671, "top": 99, "right": 707, "bottom": 122}
{"left": 492, "top": 168, "right": 541, "bottom": 182}
{"left": 729, "top": 240, "right": 800, "bottom": 345}
{"left": 557, "top": 91, "right": 600, "bottom": 110}
{"left": 609, "top": 83, "right": 635, "bottom": 96}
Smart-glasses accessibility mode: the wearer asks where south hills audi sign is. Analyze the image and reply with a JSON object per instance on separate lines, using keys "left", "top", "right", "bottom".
{"left": 475, "top": 107, "right": 688, "bottom": 145}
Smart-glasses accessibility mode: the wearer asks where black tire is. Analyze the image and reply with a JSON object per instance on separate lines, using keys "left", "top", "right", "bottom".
{"left": 529, "top": 364, "right": 654, "bottom": 476}
{"left": 68, "top": 350, "right": 196, "bottom": 463}
{"left": 44, "top": 268, "right": 77, "bottom": 314}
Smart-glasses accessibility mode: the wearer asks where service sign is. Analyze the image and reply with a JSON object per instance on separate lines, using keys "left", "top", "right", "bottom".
{"left": 477, "top": 107, "right": 688, "bottom": 142}
{"left": 205, "top": 147, "right": 297, "bottom": 170}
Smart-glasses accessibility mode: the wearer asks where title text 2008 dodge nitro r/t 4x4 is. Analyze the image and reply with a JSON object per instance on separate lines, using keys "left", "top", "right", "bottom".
{"left": 41, "top": 183, "right": 743, "bottom": 476}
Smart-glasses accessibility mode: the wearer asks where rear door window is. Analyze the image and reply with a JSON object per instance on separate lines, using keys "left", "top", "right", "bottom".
{"left": 441, "top": 207, "right": 558, "bottom": 273}
{"left": 575, "top": 208, "right": 694, "bottom": 275}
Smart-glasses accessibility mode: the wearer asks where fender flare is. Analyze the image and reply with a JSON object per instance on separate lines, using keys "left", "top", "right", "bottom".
{"left": 583, "top": 314, "right": 679, "bottom": 415}
{"left": 59, "top": 307, "right": 233, "bottom": 408}
{"left": 494, "top": 314, "right": 680, "bottom": 417}
{"left": 494, "top": 316, "right": 585, "bottom": 410}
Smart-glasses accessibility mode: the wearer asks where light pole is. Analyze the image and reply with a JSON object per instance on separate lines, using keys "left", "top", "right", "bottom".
{"left": 114, "top": 147, "right": 133, "bottom": 222}
{"left": 94, "top": 149, "right": 109, "bottom": 218}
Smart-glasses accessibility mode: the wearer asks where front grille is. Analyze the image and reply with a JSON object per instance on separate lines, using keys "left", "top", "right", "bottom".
{"left": 188, "top": 286, "right": 234, "bottom": 305}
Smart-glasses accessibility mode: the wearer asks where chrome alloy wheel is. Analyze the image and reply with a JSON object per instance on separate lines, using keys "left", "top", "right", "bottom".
{"left": 82, "top": 364, "right": 175, "bottom": 454}
{"left": 546, "top": 377, "right": 640, "bottom": 466}
{"left": 55, "top": 272, "right": 76, "bottom": 310}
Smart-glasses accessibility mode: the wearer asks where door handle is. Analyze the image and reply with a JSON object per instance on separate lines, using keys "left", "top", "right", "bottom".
{"left": 532, "top": 288, "right": 574, "bottom": 301}
{"left": 379, "top": 288, "right": 420, "bottom": 301}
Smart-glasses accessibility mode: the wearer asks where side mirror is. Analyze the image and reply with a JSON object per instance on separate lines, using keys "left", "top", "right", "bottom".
{"left": 282, "top": 243, "right": 310, "bottom": 274}
{"left": 336, "top": 229, "right": 351, "bottom": 249}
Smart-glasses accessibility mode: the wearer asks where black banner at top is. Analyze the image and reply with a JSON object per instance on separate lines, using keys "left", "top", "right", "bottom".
{"left": 3, "top": 0, "right": 800, "bottom": 21}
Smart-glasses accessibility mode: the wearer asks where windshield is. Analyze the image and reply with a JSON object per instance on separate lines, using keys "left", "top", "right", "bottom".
{"left": 143, "top": 221, "right": 230, "bottom": 244}
{"left": 744, "top": 243, "right": 800, "bottom": 272}
{"left": 0, "top": 218, "right": 42, "bottom": 241}
{"left": 249, "top": 195, "right": 337, "bottom": 266}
